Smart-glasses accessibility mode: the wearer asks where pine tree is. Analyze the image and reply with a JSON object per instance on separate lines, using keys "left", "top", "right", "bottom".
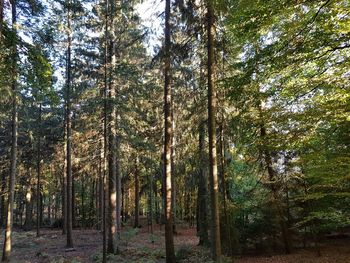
{"left": 163, "top": 0, "right": 175, "bottom": 261}
{"left": 2, "top": 0, "right": 18, "bottom": 260}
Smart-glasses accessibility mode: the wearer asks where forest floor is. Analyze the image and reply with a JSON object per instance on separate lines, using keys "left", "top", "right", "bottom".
{"left": 1, "top": 223, "right": 350, "bottom": 263}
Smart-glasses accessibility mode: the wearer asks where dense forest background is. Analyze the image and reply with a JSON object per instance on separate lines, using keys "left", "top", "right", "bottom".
{"left": 0, "top": 0, "right": 349, "bottom": 262}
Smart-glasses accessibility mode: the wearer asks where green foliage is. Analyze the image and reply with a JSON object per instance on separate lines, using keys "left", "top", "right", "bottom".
{"left": 221, "top": 0, "right": 350, "bottom": 253}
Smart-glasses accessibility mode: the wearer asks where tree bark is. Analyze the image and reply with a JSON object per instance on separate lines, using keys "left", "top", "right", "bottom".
{"left": 90, "top": 178, "right": 95, "bottom": 225}
{"left": 36, "top": 103, "right": 42, "bottom": 237}
{"left": 102, "top": 1, "right": 109, "bottom": 259}
{"left": 106, "top": 0, "right": 117, "bottom": 254}
{"left": 116, "top": 135, "right": 122, "bottom": 235}
{"left": 163, "top": 0, "right": 175, "bottom": 260}
{"left": 149, "top": 174, "right": 154, "bottom": 238}
{"left": 23, "top": 181, "right": 33, "bottom": 231}
{"left": 80, "top": 174, "right": 85, "bottom": 228}
{"left": 197, "top": 123, "right": 209, "bottom": 246}
{"left": 0, "top": 171, "right": 6, "bottom": 227}
{"left": 62, "top": 100, "right": 67, "bottom": 235}
{"left": 2, "top": 1, "right": 17, "bottom": 260}
{"left": 220, "top": 123, "right": 233, "bottom": 255}
{"left": 72, "top": 169, "right": 76, "bottom": 228}
{"left": 206, "top": 1, "right": 222, "bottom": 260}
{"left": 0, "top": 0, "right": 4, "bottom": 35}
{"left": 171, "top": 109, "right": 176, "bottom": 233}
{"left": 134, "top": 157, "right": 139, "bottom": 228}
{"left": 65, "top": 0, "right": 74, "bottom": 248}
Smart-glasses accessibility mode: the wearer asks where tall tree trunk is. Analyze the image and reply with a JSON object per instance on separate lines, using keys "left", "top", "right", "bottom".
{"left": 163, "top": 0, "right": 175, "bottom": 261}
{"left": 48, "top": 196, "right": 51, "bottom": 222}
{"left": 219, "top": 122, "right": 233, "bottom": 255}
{"left": 107, "top": 111, "right": 117, "bottom": 253}
{"left": 171, "top": 109, "right": 176, "bottom": 233}
{"left": 36, "top": 103, "right": 42, "bottom": 237}
{"left": 116, "top": 135, "right": 122, "bottom": 235}
{"left": 2, "top": 1, "right": 17, "bottom": 260}
{"left": 72, "top": 169, "right": 76, "bottom": 228}
{"left": 98, "top": 172, "right": 103, "bottom": 230}
{"left": 149, "top": 174, "right": 154, "bottom": 238}
{"left": 102, "top": 1, "right": 109, "bottom": 259}
{"left": 62, "top": 101, "right": 67, "bottom": 234}
{"left": 90, "top": 178, "right": 95, "bottom": 225}
{"left": 81, "top": 174, "right": 85, "bottom": 228}
{"left": 134, "top": 157, "right": 139, "bottom": 228}
{"left": 106, "top": 0, "right": 117, "bottom": 254}
{"left": 0, "top": 0, "right": 4, "bottom": 35}
{"left": 97, "top": 142, "right": 103, "bottom": 230}
{"left": 206, "top": 1, "right": 222, "bottom": 261}
{"left": 17, "top": 191, "right": 23, "bottom": 227}
{"left": 40, "top": 194, "right": 43, "bottom": 226}
{"left": 0, "top": 172, "right": 6, "bottom": 227}
{"left": 197, "top": 123, "right": 209, "bottom": 246}
{"left": 65, "top": 0, "right": 74, "bottom": 248}
{"left": 24, "top": 186, "right": 33, "bottom": 231}
{"left": 121, "top": 185, "right": 125, "bottom": 222}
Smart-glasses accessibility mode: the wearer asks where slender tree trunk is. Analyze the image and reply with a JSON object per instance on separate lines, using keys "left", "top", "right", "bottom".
{"left": 107, "top": 114, "right": 117, "bottom": 253}
{"left": 99, "top": 174, "right": 103, "bottom": 230}
{"left": 72, "top": 169, "right": 76, "bottom": 228}
{"left": 171, "top": 109, "right": 176, "bottom": 234}
{"left": 197, "top": 123, "right": 209, "bottom": 245}
{"left": 106, "top": 1, "right": 117, "bottom": 254}
{"left": 17, "top": 191, "right": 23, "bottom": 227}
{"left": 40, "top": 194, "right": 43, "bottom": 226}
{"left": 102, "top": 126, "right": 107, "bottom": 261}
{"left": 0, "top": 172, "right": 6, "bottom": 227}
{"left": 206, "top": 1, "right": 221, "bottom": 260}
{"left": 125, "top": 187, "right": 130, "bottom": 223}
{"left": 116, "top": 135, "right": 122, "bottom": 234}
{"left": 0, "top": 0, "right": 4, "bottom": 35}
{"left": 134, "top": 158, "right": 139, "bottom": 228}
{"left": 23, "top": 179, "right": 33, "bottom": 231}
{"left": 90, "top": 178, "right": 95, "bottom": 225}
{"left": 54, "top": 195, "right": 58, "bottom": 221}
{"left": 65, "top": 0, "right": 73, "bottom": 248}
{"left": 121, "top": 185, "right": 125, "bottom": 222}
{"left": 149, "top": 174, "right": 154, "bottom": 239}
{"left": 36, "top": 103, "right": 42, "bottom": 237}
{"left": 48, "top": 196, "right": 51, "bottom": 222}
{"left": 219, "top": 122, "right": 233, "bottom": 255}
{"left": 2, "top": 1, "right": 17, "bottom": 260}
{"left": 102, "top": 2, "right": 109, "bottom": 260}
{"left": 97, "top": 144, "right": 103, "bottom": 230}
{"left": 62, "top": 102, "right": 67, "bottom": 234}
{"left": 163, "top": 0, "right": 175, "bottom": 261}
{"left": 80, "top": 174, "right": 84, "bottom": 228}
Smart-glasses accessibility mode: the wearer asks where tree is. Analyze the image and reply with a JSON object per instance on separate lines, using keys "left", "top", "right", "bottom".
{"left": 2, "top": 0, "right": 18, "bottom": 260}
{"left": 206, "top": 0, "right": 221, "bottom": 260}
{"left": 163, "top": 0, "right": 175, "bottom": 261}
{"left": 106, "top": 0, "right": 117, "bottom": 254}
{"left": 65, "top": 0, "right": 74, "bottom": 248}
{"left": 134, "top": 156, "right": 140, "bottom": 228}
{"left": 197, "top": 123, "right": 209, "bottom": 245}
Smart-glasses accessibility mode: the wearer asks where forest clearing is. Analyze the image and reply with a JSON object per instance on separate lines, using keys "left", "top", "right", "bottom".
{"left": 0, "top": 0, "right": 349, "bottom": 262}
{"left": 1, "top": 222, "right": 350, "bottom": 262}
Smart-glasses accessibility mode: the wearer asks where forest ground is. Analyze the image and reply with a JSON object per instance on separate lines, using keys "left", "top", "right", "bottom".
{"left": 1, "top": 222, "right": 350, "bottom": 263}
